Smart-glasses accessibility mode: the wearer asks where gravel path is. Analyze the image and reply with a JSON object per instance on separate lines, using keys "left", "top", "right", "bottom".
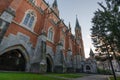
{"left": 69, "top": 75, "right": 109, "bottom": 80}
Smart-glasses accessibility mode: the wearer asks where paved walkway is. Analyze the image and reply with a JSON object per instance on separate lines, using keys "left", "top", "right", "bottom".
{"left": 116, "top": 72, "right": 120, "bottom": 76}
{"left": 69, "top": 75, "right": 109, "bottom": 80}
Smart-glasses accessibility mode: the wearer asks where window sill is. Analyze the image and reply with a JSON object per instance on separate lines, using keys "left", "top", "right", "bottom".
{"left": 12, "top": 20, "right": 38, "bottom": 35}
{"left": 47, "top": 38, "right": 54, "bottom": 43}
{"left": 20, "top": 23, "right": 34, "bottom": 31}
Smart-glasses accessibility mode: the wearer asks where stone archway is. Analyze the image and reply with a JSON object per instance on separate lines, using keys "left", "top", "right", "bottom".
{"left": 46, "top": 54, "right": 53, "bottom": 72}
{"left": 86, "top": 65, "right": 91, "bottom": 70}
{"left": 85, "top": 65, "right": 91, "bottom": 73}
{"left": 0, "top": 49, "right": 26, "bottom": 71}
{"left": 0, "top": 45, "right": 30, "bottom": 72}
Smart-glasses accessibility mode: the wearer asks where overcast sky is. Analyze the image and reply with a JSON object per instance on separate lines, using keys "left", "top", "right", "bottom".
{"left": 45, "top": 0, "right": 105, "bottom": 58}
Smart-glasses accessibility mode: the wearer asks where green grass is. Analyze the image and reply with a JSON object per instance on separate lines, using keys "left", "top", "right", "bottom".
{"left": 110, "top": 77, "right": 120, "bottom": 80}
{"left": 0, "top": 72, "right": 65, "bottom": 80}
{"left": 48, "top": 73, "right": 85, "bottom": 78}
{"left": 0, "top": 72, "right": 85, "bottom": 80}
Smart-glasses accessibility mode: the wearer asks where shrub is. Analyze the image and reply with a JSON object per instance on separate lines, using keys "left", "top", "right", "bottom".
{"left": 97, "top": 68, "right": 112, "bottom": 75}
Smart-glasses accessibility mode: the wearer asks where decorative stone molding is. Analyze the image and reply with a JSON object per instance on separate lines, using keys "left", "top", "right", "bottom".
{"left": 0, "top": 7, "right": 15, "bottom": 23}
{"left": 0, "top": 7, "right": 16, "bottom": 43}
{"left": 0, "top": 33, "right": 33, "bottom": 56}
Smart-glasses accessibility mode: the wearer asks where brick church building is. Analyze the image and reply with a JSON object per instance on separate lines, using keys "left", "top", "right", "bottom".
{"left": 0, "top": 0, "right": 85, "bottom": 73}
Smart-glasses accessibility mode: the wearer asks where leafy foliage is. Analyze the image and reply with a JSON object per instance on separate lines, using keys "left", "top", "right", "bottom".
{"left": 91, "top": 0, "right": 120, "bottom": 60}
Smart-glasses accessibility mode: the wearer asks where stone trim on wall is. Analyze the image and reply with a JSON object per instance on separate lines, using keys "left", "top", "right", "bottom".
{"left": 0, "top": 32, "right": 34, "bottom": 71}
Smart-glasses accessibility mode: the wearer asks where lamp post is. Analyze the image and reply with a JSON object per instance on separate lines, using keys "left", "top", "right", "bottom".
{"left": 109, "top": 54, "right": 117, "bottom": 80}
{"left": 105, "top": 44, "right": 117, "bottom": 80}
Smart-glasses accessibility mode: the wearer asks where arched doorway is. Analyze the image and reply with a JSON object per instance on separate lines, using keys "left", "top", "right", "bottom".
{"left": 46, "top": 55, "right": 53, "bottom": 72}
{"left": 86, "top": 65, "right": 91, "bottom": 73}
{"left": 0, "top": 49, "right": 26, "bottom": 71}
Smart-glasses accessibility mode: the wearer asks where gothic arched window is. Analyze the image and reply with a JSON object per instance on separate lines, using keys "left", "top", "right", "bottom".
{"left": 48, "top": 28, "right": 54, "bottom": 41}
{"left": 23, "top": 13, "right": 30, "bottom": 25}
{"left": 28, "top": 16, "right": 35, "bottom": 28}
{"left": 22, "top": 10, "right": 36, "bottom": 31}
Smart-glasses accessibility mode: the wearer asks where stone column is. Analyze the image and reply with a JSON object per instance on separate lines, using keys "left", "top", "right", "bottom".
{"left": 31, "top": 32, "right": 47, "bottom": 73}
{"left": 66, "top": 49, "right": 73, "bottom": 72}
{"left": 54, "top": 42, "right": 66, "bottom": 73}
{"left": 76, "top": 54, "right": 82, "bottom": 73}
{"left": 40, "top": 39, "right": 47, "bottom": 73}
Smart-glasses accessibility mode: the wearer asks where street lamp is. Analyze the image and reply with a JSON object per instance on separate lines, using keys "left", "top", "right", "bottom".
{"left": 106, "top": 48, "right": 117, "bottom": 80}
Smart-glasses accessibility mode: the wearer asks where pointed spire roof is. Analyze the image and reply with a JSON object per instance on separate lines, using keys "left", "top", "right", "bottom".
{"left": 69, "top": 22, "right": 71, "bottom": 30}
{"left": 68, "top": 22, "right": 71, "bottom": 31}
{"left": 75, "top": 15, "right": 81, "bottom": 30}
{"left": 52, "top": 0, "right": 58, "bottom": 8}
{"left": 52, "top": 0, "right": 59, "bottom": 16}
{"left": 89, "top": 48, "right": 94, "bottom": 57}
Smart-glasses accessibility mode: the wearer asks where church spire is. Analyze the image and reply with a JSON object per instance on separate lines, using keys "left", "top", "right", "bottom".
{"left": 52, "top": 0, "right": 58, "bottom": 8}
{"left": 69, "top": 22, "right": 71, "bottom": 31}
{"left": 75, "top": 15, "right": 81, "bottom": 41}
{"left": 52, "top": 0, "right": 59, "bottom": 16}
{"left": 75, "top": 15, "right": 81, "bottom": 30}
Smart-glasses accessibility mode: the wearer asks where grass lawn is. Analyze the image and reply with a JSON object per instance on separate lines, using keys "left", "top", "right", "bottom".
{"left": 0, "top": 72, "right": 65, "bottom": 80}
{"left": 48, "top": 73, "right": 85, "bottom": 78}
{"left": 110, "top": 77, "right": 120, "bottom": 80}
{"left": 0, "top": 72, "right": 85, "bottom": 80}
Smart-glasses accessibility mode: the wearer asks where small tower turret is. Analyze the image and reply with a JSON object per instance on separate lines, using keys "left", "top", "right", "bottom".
{"left": 89, "top": 48, "right": 95, "bottom": 59}
{"left": 68, "top": 22, "right": 71, "bottom": 32}
{"left": 52, "top": 0, "right": 59, "bottom": 16}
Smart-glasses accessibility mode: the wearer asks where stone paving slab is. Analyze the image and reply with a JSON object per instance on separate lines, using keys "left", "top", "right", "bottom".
{"left": 69, "top": 75, "right": 109, "bottom": 80}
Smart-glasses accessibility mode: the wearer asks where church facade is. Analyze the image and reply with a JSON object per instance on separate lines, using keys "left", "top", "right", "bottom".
{"left": 0, "top": 0, "right": 85, "bottom": 73}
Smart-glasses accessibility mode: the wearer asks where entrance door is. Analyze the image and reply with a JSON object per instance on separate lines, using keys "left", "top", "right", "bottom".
{"left": 46, "top": 57, "right": 52, "bottom": 72}
{"left": 0, "top": 49, "right": 26, "bottom": 71}
{"left": 86, "top": 65, "right": 91, "bottom": 73}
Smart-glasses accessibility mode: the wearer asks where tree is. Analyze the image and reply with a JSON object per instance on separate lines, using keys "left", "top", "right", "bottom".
{"left": 91, "top": 0, "right": 120, "bottom": 62}
{"left": 91, "top": 0, "right": 120, "bottom": 79}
